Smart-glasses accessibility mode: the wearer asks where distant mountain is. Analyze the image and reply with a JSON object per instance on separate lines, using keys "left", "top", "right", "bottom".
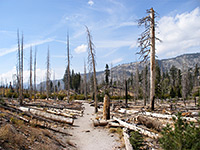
{"left": 95, "top": 53, "right": 200, "bottom": 83}
{"left": 36, "top": 52, "right": 200, "bottom": 89}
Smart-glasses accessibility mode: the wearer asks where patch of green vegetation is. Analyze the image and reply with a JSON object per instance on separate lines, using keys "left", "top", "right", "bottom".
{"left": 159, "top": 113, "right": 200, "bottom": 150}
{"left": 129, "top": 131, "right": 144, "bottom": 150}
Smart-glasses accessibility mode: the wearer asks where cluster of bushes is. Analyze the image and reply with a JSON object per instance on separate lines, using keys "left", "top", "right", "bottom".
{"left": 159, "top": 113, "right": 200, "bottom": 150}
{"left": 128, "top": 113, "right": 200, "bottom": 150}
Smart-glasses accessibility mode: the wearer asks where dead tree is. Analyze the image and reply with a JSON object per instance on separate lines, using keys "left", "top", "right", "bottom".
{"left": 137, "top": 8, "right": 160, "bottom": 111}
{"left": 34, "top": 48, "right": 37, "bottom": 101}
{"left": 182, "top": 67, "right": 188, "bottom": 106}
{"left": 86, "top": 26, "right": 98, "bottom": 113}
{"left": 67, "top": 33, "right": 70, "bottom": 103}
{"left": 135, "top": 65, "right": 139, "bottom": 105}
{"left": 84, "top": 60, "right": 87, "bottom": 100}
{"left": 46, "top": 47, "right": 50, "bottom": 100}
{"left": 103, "top": 94, "right": 110, "bottom": 120}
{"left": 17, "top": 30, "right": 21, "bottom": 103}
{"left": 21, "top": 33, "right": 24, "bottom": 100}
{"left": 29, "top": 46, "right": 33, "bottom": 99}
{"left": 17, "top": 30, "right": 24, "bottom": 105}
{"left": 53, "top": 71, "right": 56, "bottom": 100}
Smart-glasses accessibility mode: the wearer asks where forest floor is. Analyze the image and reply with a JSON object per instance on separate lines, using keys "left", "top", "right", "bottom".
{"left": 68, "top": 102, "right": 121, "bottom": 150}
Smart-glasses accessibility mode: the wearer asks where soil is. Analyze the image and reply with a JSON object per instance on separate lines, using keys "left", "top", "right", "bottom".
{"left": 68, "top": 102, "right": 121, "bottom": 150}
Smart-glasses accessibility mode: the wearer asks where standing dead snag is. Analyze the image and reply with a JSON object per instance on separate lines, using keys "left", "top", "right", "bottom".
{"left": 84, "top": 60, "right": 87, "bottom": 100}
{"left": 17, "top": 30, "right": 24, "bottom": 105}
{"left": 137, "top": 8, "right": 161, "bottom": 111}
{"left": 67, "top": 33, "right": 70, "bottom": 103}
{"left": 103, "top": 94, "right": 110, "bottom": 120}
{"left": 29, "top": 46, "right": 33, "bottom": 99}
{"left": 46, "top": 47, "right": 50, "bottom": 100}
{"left": 34, "top": 48, "right": 37, "bottom": 101}
{"left": 86, "top": 26, "right": 98, "bottom": 113}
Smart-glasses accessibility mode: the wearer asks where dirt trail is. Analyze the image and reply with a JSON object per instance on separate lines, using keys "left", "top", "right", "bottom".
{"left": 68, "top": 102, "right": 121, "bottom": 150}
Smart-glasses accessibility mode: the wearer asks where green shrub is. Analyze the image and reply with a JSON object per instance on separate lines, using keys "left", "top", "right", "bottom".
{"left": 40, "top": 94, "right": 47, "bottom": 99}
{"left": 129, "top": 131, "right": 144, "bottom": 149}
{"left": 75, "top": 94, "right": 85, "bottom": 100}
{"left": 97, "top": 94, "right": 103, "bottom": 102}
{"left": 5, "top": 91, "right": 18, "bottom": 98}
{"left": 159, "top": 113, "right": 200, "bottom": 150}
{"left": 110, "top": 96, "right": 121, "bottom": 100}
{"left": 57, "top": 94, "right": 65, "bottom": 100}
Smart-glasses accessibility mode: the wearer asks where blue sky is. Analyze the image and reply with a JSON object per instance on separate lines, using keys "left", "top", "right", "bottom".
{"left": 0, "top": 0, "right": 200, "bottom": 85}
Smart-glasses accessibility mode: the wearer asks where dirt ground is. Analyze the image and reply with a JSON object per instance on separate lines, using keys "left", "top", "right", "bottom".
{"left": 68, "top": 102, "right": 121, "bottom": 150}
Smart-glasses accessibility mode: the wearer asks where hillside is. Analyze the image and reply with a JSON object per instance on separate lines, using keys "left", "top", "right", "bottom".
{"left": 95, "top": 53, "right": 200, "bottom": 83}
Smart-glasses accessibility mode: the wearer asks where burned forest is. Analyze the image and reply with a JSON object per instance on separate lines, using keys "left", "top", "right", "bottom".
{"left": 0, "top": 2, "right": 200, "bottom": 150}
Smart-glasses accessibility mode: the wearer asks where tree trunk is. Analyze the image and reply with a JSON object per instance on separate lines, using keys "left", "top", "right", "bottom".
{"left": 125, "top": 80, "right": 128, "bottom": 108}
{"left": 67, "top": 33, "right": 70, "bottom": 103}
{"left": 86, "top": 26, "right": 98, "bottom": 113}
{"left": 113, "top": 117, "right": 159, "bottom": 139}
{"left": 29, "top": 46, "right": 33, "bottom": 99}
{"left": 46, "top": 47, "right": 50, "bottom": 101}
{"left": 19, "top": 107, "right": 74, "bottom": 125}
{"left": 34, "top": 49, "right": 37, "bottom": 101}
{"left": 137, "top": 115, "right": 163, "bottom": 132}
{"left": 21, "top": 33, "right": 24, "bottom": 105}
{"left": 103, "top": 94, "right": 110, "bottom": 120}
{"left": 150, "top": 8, "right": 155, "bottom": 111}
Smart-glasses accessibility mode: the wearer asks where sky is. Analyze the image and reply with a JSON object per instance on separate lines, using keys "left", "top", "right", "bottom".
{"left": 0, "top": 0, "right": 200, "bottom": 86}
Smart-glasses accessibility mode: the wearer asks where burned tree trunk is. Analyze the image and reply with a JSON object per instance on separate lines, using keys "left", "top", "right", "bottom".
{"left": 34, "top": 48, "right": 37, "bottom": 101}
{"left": 29, "top": 46, "right": 33, "bottom": 99}
{"left": 138, "top": 8, "right": 159, "bottom": 111}
{"left": 103, "top": 94, "right": 110, "bottom": 120}
{"left": 46, "top": 47, "right": 50, "bottom": 101}
{"left": 84, "top": 60, "right": 87, "bottom": 100}
{"left": 86, "top": 26, "right": 98, "bottom": 113}
{"left": 137, "top": 115, "right": 163, "bottom": 132}
{"left": 67, "top": 33, "right": 70, "bottom": 103}
{"left": 150, "top": 8, "right": 156, "bottom": 111}
{"left": 17, "top": 30, "right": 22, "bottom": 104}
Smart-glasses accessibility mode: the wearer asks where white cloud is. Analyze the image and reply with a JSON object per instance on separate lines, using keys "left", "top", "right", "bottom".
{"left": 88, "top": 0, "right": 94, "bottom": 6}
{"left": 96, "top": 40, "right": 135, "bottom": 49}
{"left": 157, "top": 7, "right": 200, "bottom": 58}
{"left": 74, "top": 44, "right": 87, "bottom": 54}
{"left": 0, "top": 38, "right": 54, "bottom": 57}
{"left": 115, "top": 21, "right": 137, "bottom": 29}
{"left": 0, "top": 67, "right": 50, "bottom": 86}
{"left": 112, "top": 57, "right": 123, "bottom": 64}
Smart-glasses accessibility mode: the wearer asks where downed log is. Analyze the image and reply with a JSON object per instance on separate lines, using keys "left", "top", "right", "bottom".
{"left": 113, "top": 117, "right": 159, "bottom": 139}
{"left": 108, "top": 122, "right": 122, "bottom": 128}
{"left": 19, "top": 107, "right": 74, "bottom": 125}
{"left": 46, "top": 109, "right": 76, "bottom": 118}
{"left": 137, "top": 116, "right": 163, "bottom": 132}
{"left": 93, "top": 119, "right": 108, "bottom": 127}
{"left": 140, "top": 112, "right": 198, "bottom": 122}
{"left": 123, "top": 128, "right": 133, "bottom": 150}
{"left": 118, "top": 109, "right": 139, "bottom": 114}
{"left": 23, "top": 103, "right": 82, "bottom": 110}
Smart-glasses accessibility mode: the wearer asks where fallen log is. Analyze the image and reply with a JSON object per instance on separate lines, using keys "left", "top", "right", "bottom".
{"left": 118, "top": 109, "right": 139, "bottom": 114}
{"left": 137, "top": 116, "right": 163, "bottom": 132}
{"left": 140, "top": 112, "right": 198, "bottom": 122}
{"left": 113, "top": 117, "right": 159, "bottom": 139}
{"left": 19, "top": 107, "right": 74, "bottom": 125}
{"left": 46, "top": 109, "right": 76, "bottom": 118}
{"left": 93, "top": 119, "right": 108, "bottom": 127}
{"left": 123, "top": 128, "right": 133, "bottom": 150}
{"left": 108, "top": 122, "right": 122, "bottom": 128}
{"left": 23, "top": 103, "right": 82, "bottom": 110}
